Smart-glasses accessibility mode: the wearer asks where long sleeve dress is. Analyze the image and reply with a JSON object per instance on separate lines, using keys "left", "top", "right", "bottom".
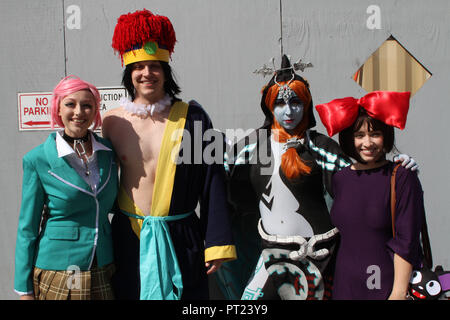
{"left": 330, "top": 161, "right": 424, "bottom": 299}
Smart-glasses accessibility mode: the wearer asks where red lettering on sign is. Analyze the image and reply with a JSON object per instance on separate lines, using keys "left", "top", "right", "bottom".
{"left": 36, "top": 97, "right": 49, "bottom": 106}
{"left": 23, "top": 106, "right": 49, "bottom": 115}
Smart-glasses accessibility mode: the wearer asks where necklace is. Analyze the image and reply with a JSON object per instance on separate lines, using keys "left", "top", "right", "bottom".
{"left": 281, "top": 137, "right": 304, "bottom": 154}
{"left": 74, "top": 140, "right": 91, "bottom": 176}
{"left": 120, "top": 95, "right": 172, "bottom": 117}
{"left": 62, "top": 131, "right": 89, "bottom": 143}
{"left": 63, "top": 132, "right": 91, "bottom": 176}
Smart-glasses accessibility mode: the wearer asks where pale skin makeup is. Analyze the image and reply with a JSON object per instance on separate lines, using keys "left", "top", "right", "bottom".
{"left": 273, "top": 97, "right": 304, "bottom": 134}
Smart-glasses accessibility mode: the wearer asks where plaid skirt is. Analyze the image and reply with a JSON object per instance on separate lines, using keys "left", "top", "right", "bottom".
{"left": 33, "top": 262, "right": 115, "bottom": 300}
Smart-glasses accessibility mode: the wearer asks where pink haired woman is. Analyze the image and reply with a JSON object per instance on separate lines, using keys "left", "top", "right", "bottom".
{"left": 14, "top": 76, "right": 118, "bottom": 300}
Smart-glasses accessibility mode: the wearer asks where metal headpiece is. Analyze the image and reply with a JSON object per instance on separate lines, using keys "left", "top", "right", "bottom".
{"left": 276, "top": 82, "right": 297, "bottom": 104}
{"left": 253, "top": 55, "right": 313, "bottom": 78}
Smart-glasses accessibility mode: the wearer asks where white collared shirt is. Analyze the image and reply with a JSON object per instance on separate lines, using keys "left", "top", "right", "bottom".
{"left": 56, "top": 130, "right": 111, "bottom": 194}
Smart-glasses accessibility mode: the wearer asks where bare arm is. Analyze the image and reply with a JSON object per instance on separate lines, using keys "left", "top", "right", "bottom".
{"left": 101, "top": 111, "right": 112, "bottom": 139}
{"left": 388, "top": 253, "right": 413, "bottom": 300}
{"left": 101, "top": 111, "right": 121, "bottom": 169}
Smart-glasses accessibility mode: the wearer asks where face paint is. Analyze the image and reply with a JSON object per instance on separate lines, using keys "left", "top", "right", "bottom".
{"left": 273, "top": 99, "right": 304, "bottom": 132}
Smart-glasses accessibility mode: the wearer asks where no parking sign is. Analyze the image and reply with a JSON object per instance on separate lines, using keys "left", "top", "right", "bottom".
{"left": 18, "top": 92, "right": 54, "bottom": 131}
{"left": 17, "top": 87, "right": 127, "bottom": 131}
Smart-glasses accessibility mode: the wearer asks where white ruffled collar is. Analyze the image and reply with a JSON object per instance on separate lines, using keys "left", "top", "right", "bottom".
{"left": 120, "top": 95, "right": 172, "bottom": 117}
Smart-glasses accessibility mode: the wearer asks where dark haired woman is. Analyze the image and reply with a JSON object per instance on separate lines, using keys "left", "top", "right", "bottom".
{"left": 316, "top": 91, "right": 424, "bottom": 300}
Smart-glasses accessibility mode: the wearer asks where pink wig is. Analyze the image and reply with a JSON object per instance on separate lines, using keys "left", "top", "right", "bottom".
{"left": 50, "top": 75, "right": 102, "bottom": 130}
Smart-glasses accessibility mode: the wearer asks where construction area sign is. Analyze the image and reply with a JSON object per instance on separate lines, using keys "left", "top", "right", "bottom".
{"left": 18, "top": 87, "right": 128, "bottom": 131}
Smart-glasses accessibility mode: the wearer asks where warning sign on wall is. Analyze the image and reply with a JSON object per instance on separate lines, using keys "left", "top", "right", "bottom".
{"left": 17, "top": 92, "right": 54, "bottom": 131}
{"left": 18, "top": 87, "right": 128, "bottom": 131}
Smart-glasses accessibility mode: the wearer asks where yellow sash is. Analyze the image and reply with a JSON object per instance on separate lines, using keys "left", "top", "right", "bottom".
{"left": 118, "top": 101, "right": 189, "bottom": 238}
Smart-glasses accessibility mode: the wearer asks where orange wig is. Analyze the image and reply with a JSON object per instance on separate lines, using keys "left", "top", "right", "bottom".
{"left": 265, "top": 80, "right": 312, "bottom": 179}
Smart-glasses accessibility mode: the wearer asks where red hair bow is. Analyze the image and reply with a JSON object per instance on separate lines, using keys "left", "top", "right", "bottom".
{"left": 315, "top": 91, "right": 411, "bottom": 137}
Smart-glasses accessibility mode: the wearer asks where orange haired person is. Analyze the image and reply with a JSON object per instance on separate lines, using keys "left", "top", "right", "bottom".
{"left": 224, "top": 55, "right": 416, "bottom": 300}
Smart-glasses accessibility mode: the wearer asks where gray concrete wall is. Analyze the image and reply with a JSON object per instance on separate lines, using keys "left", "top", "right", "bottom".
{"left": 1, "top": 0, "right": 449, "bottom": 299}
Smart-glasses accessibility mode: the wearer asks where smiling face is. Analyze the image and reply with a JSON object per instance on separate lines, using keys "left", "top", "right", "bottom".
{"left": 339, "top": 109, "right": 395, "bottom": 167}
{"left": 58, "top": 90, "right": 96, "bottom": 138}
{"left": 131, "top": 60, "right": 166, "bottom": 104}
{"left": 353, "top": 121, "right": 385, "bottom": 166}
{"left": 273, "top": 95, "right": 305, "bottom": 133}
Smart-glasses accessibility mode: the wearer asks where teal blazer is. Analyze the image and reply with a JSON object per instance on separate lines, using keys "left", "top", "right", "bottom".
{"left": 14, "top": 132, "right": 119, "bottom": 294}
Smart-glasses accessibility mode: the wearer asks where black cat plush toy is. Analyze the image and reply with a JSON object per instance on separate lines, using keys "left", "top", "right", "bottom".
{"left": 408, "top": 266, "right": 450, "bottom": 300}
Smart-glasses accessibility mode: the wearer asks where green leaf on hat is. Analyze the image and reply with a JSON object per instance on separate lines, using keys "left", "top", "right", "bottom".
{"left": 144, "top": 42, "right": 157, "bottom": 55}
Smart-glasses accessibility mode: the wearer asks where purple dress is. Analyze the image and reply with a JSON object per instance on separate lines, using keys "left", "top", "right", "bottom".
{"left": 330, "top": 161, "right": 423, "bottom": 300}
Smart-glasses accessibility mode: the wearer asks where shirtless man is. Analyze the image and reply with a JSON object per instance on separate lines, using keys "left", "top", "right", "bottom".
{"left": 104, "top": 60, "right": 171, "bottom": 216}
{"left": 103, "top": 9, "right": 236, "bottom": 300}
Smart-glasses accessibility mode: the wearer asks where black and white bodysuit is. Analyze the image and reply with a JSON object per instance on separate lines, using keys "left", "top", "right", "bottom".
{"left": 227, "top": 129, "right": 351, "bottom": 300}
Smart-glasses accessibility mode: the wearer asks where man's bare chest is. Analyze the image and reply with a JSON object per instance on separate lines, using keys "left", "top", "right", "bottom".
{"left": 114, "top": 117, "right": 168, "bottom": 165}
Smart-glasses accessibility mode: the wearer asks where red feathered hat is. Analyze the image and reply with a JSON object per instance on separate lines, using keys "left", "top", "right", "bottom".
{"left": 112, "top": 9, "right": 176, "bottom": 66}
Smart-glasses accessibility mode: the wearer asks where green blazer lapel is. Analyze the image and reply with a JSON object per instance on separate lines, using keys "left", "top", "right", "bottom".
{"left": 91, "top": 133, "right": 114, "bottom": 193}
{"left": 44, "top": 133, "right": 91, "bottom": 193}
